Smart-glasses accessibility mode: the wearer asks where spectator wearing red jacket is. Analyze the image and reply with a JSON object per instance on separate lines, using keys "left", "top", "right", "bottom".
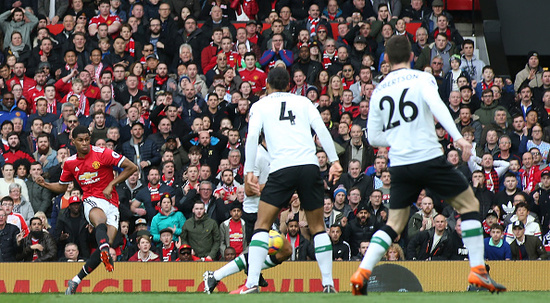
{"left": 8, "top": 62, "right": 36, "bottom": 102}
{"left": 3, "top": 132, "right": 34, "bottom": 164}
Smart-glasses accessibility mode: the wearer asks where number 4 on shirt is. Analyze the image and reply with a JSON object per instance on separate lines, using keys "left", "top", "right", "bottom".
{"left": 279, "top": 102, "right": 296, "bottom": 125}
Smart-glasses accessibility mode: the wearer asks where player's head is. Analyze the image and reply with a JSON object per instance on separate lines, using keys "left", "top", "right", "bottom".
{"left": 71, "top": 125, "right": 91, "bottom": 154}
{"left": 267, "top": 67, "right": 290, "bottom": 92}
{"left": 384, "top": 35, "right": 412, "bottom": 66}
{"left": 72, "top": 125, "right": 91, "bottom": 139}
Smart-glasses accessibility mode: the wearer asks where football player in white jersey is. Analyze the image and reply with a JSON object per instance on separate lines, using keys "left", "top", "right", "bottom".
{"left": 202, "top": 137, "right": 293, "bottom": 294}
{"left": 350, "top": 35, "right": 506, "bottom": 295}
{"left": 233, "top": 68, "right": 343, "bottom": 294}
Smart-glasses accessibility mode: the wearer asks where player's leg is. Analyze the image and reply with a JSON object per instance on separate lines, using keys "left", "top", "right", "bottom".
{"left": 209, "top": 237, "right": 292, "bottom": 291}
{"left": 448, "top": 188, "right": 506, "bottom": 292}
{"left": 66, "top": 204, "right": 112, "bottom": 294}
{"left": 299, "top": 165, "right": 335, "bottom": 292}
{"left": 304, "top": 207, "right": 337, "bottom": 292}
{"left": 351, "top": 164, "right": 420, "bottom": 295}
{"left": 207, "top": 210, "right": 291, "bottom": 294}
{"left": 88, "top": 208, "right": 110, "bottom": 251}
{"left": 238, "top": 201, "right": 281, "bottom": 292}
{"left": 350, "top": 208, "right": 408, "bottom": 295}
{"left": 427, "top": 156, "right": 505, "bottom": 292}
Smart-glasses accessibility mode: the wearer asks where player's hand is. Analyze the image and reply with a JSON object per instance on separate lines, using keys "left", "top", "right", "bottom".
{"left": 34, "top": 175, "right": 46, "bottom": 187}
{"left": 103, "top": 184, "right": 114, "bottom": 200}
{"left": 244, "top": 172, "right": 260, "bottom": 196}
{"left": 328, "top": 161, "right": 343, "bottom": 183}
{"left": 454, "top": 138, "right": 472, "bottom": 162}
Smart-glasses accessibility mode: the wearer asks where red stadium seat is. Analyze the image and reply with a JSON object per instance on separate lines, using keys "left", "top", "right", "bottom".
{"left": 406, "top": 22, "right": 422, "bottom": 41}
{"left": 445, "top": 0, "right": 480, "bottom": 11}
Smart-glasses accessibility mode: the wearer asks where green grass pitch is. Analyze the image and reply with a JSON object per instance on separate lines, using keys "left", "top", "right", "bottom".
{"left": 1, "top": 292, "right": 548, "bottom": 303}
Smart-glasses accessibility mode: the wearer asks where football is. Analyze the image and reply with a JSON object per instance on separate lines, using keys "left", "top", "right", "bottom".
{"left": 268, "top": 230, "right": 284, "bottom": 255}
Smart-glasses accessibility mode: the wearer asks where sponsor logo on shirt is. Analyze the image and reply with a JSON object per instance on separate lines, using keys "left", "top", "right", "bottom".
{"left": 79, "top": 172, "right": 99, "bottom": 185}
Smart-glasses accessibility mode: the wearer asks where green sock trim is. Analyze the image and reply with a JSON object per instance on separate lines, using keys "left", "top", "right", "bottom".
{"left": 235, "top": 256, "right": 246, "bottom": 271}
{"left": 371, "top": 236, "right": 390, "bottom": 250}
{"left": 250, "top": 240, "right": 269, "bottom": 250}
{"left": 462, "top": 227, "right": 483, "bottom": 238}
{"left": 315, "top": 244, "right": 332, "bottom": 253}
{"left": 264, "top": 259, "right": 275, "bottom": 268}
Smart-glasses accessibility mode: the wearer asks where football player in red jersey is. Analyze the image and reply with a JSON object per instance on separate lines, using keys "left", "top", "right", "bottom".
{"left": 36, "top": 125, "right": 137, "bottom": 295}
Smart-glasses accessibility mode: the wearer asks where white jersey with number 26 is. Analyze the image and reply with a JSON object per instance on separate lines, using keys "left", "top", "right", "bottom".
{"left": 245, "top": 92, "right": 339, "bottom": 174}
{"left": 367, "top": 69, "right": 463, "bottom": 166}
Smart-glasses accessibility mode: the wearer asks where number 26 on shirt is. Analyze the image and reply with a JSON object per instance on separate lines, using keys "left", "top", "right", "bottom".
{"left": 380, "top": 88, "right": 418, "bottom": 131}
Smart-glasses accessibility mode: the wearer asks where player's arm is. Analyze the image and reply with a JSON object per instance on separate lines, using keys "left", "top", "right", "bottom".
{"left": 309, "top": 104, "right": 343, "bottom": 182}
{"left": 244, "top": 106, "right": 261, "bottom": 189}
{"left": 34, "top": 176, "right": 69, "bottom": 194}
{"left": 422, "top": 76, "right": 471, "bottom": 159}
{"left": 103, "top": 158, "right": 138, "bottom": 199}
{"left": 366, "top": 99, "right": 390, "bottom": 147}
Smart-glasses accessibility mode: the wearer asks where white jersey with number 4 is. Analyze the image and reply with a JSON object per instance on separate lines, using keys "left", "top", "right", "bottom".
{"left": 367, "top": 69, "right": 463, "bottom": 166}
{"left": 245, "top": 92, "right": 339, "bottom": 174}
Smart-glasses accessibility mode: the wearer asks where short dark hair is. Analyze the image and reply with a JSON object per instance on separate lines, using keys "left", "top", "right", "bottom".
{"left": 463, "top": 39, "right": 475, "bottom": 48}
{"left": 29, "top": 217, "right": 42, "bottom": 226}
{"left": 267, "top": 67, "right": 290, "bottom": 91}
{"left": 385, "top": 35, "right": 411, "bottom": 65}
{"left": 490, "top": 223, "right": 504, "bottom": 232}
{"left": 72, "top": 125, "right": 91, "bottom": 139}
{"left": 244, "top": 51, "right": 256, "bottom": 60}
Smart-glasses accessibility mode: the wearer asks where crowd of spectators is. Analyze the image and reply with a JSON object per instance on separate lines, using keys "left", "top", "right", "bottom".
{"left": 0, "top": 0, "right": 548, "bottom": 264}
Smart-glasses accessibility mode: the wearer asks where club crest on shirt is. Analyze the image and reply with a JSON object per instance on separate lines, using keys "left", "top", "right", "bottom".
{"left": 92, "top": 161, "right": 101, "bottom": 169}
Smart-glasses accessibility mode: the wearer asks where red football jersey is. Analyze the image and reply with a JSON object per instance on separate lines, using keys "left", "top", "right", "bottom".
{"left": 60, "top": 146, "right": 125, "bottom": 207}
{"left": 239, "top": 68, "right": 266, "bottom": 94}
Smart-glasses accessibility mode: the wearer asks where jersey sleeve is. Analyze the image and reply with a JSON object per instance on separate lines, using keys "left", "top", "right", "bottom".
{"left": 366, "top": 94, "right": 390, "bottom": 147}
{"left": 59, "top": 162, "right": 74, "bottom": 184}
{"left": 244, "top": 103, "right": 262, "bottom": 173}
{"left": 100, "top": 148, "right": 126, "bottom": 168}
{"left": 422, "top": 75, "right": 463, "bottom": 141}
